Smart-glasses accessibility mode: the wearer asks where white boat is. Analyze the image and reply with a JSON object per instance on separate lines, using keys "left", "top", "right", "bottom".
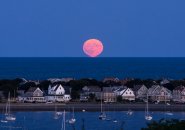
{"left": 0, "top": 120, "right": 8, "bottom": 123}
{"left": 165, "top": 111, "right": 174, "bottom": 116}
{"left": 113, "top": 119, "right": 118, "bottom": 123}
{"left": 145, "top": 94, "right": 152, "bottom": 121}
{"left": 127, "top": 109, "right": 133, "bottom": 116}
{"left": 99, "top": 93, "right": 106, "bottom": 120}
{"left": 5, "top": 92, "right": 16, "bottom": 121}
{"left": 69, "top": 107, "right": 76, "bottom": 124}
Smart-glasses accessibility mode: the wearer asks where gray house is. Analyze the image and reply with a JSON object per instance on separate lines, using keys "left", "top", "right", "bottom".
{"left": 18, "top": 87, "right": 46, "bottom": 103}
{"left": 148, "top": 85, "right": 172, "bottom": 102}
{"left": 103, "top": 87, "right": 117, "bottom": 102}
{"left": 133, "top": 85, "right": 148, "bottom": 100}
{"left": 173, "top": 85, "right": 185, "bottom": 103}
{"left": 80, "top": 86, "right": 102, "bottom": 101}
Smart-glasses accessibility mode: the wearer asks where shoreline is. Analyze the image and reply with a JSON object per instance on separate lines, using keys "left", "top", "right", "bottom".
{"left": 0, "top": 103, "right": 185, "bottom": 112}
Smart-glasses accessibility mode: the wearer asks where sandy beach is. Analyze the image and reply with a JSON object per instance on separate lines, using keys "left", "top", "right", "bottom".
{"left": 0, "top": 103, "right": 185, "bottom": 112}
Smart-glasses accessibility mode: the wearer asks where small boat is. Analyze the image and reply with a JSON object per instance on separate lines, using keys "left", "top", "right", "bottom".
{"left": 99, "top": 112, "right": 106, "bottom": 120}
{"left": 145, "top": 94, "right": 152, "bottom": 121}
{"left": 69, "top": 107, "right": 76, "bottom": 124}
{"left": 166, "top": 103, "right": 171, "bottom": 106}
{"left": 165, "top": 111, "right": 174, "bottom": 116}
{"left": 5, "top": 92, "right": 16, "bottom": 121}
{"left": 127, "top": 109, "right": 133, "bottom": 116}
{"left": 113, "top": 119, "right": 118, "bottom": 123}
{"left": 1, "top": 120, "right": 8, "bottom": 123}
{"left": 105, "top": 116, "right": 111, "bottom": 121}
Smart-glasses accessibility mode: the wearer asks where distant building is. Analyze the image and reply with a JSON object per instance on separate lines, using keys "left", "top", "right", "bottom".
{"left": 21, "top": 87, "right": 46, "bottom": 103}
{"left": 133, "top": 85, "right": 148, "bottom": 100}
{"left": 48, "top": 84, "right": 65, "bottom": 95}
{"left": 103, "top": 87, "right": 117, "bottom": 102}
{"left": 148, "top": 85, "right": 172, "bottom": 102}
{"left": 173, "top": 85, "right": 185, "bottom": 103}
{"left": 80, "top": 86, "right": 102, "bottom": 101}
{"left": 48, "top": 78, "right": 74, "bottom": 83}
{"left": 46, "top": 84, "right": 71, "bottom": 102}
{"left": 160, "top": 79, "right": 170, "bottom": 85}
{"left": 103, "top": 77, "right": 120, "bottom": 83}
{"left": 119, "top": 88, "right": 135, "bottom": 101}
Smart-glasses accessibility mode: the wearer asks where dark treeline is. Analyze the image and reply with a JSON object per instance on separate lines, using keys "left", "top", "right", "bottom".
{"left": 141, "top": 119, "right": 185, "bottom": 130}
{"left": 1, "top": 78, "right": 185, "bottom": 98}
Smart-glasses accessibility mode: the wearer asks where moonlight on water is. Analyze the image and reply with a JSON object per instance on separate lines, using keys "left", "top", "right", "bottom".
{"left": 83, "top": 39, "right": 104, "bottom": 57}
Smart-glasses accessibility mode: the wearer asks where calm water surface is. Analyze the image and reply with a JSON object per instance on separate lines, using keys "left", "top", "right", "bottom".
{"left": 0, "top": 111, "right": 185, "bottom": 130}
{"left": 0, "top": 58, "right": 185, "bottom": 80}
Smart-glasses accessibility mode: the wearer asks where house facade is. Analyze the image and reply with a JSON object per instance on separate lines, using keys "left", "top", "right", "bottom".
{"left": 47, "top": 84, "right": 71, "bottom": 102}
{"left": 103, "top": 87, "right": 117, "bottom": 102}
{"left": 22, "top": 87, "right": 46, "bottom": 103}
{"left": 133, "top": 85, "right": 148, "bottom": 100}
{"left": 80, "top": 86, "right": 101, "bottom": 101}
{"left": 148, "top": 85, "right": 172, "bottom": 102}
{"left": 119, "top": 88, "right": 135, "bottom": 101}
{"left": 173, "top": 86, "right": 185, "bottom": 103}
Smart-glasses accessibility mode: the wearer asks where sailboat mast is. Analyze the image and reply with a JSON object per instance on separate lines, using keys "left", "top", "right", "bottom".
{"left": 101, "top": 93, "right": 102, "bottom": 113}
{"left": 8, "top": 92, "right": 10, "bottom": 115}
{"left": 146, "top": 93, "right": 148, "bottom": 115}
{"left": 63, "top": 110, "right": 65, "bottom": 130}
{"left": 72, "top": 107, "right": 74, "bottom": 118}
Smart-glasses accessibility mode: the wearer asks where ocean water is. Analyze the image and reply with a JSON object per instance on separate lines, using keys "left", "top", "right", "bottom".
{"left": 0, "top": 58, "right": 185, "bottom": 80}
{"left": 0, "top": 111, "right": 185, "bottom": 130}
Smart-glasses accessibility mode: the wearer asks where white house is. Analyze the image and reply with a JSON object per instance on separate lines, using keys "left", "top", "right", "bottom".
{"left": 47, "top": 84, "right": 71, "bottom": 102}
{"left": 114, "top": 87, "right": 135, "bottom": 101}
{"left": 121, "top": 88, "right": 135, "bottom": 101}
{"left": 48, "top": 84, "right": 65, "bottom": 95}
{"left": 173, "top": 85, "right": 185, "bottom": 103}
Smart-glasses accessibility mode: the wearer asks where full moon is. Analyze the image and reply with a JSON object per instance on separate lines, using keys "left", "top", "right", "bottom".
{"left": 83, "top": 39, "right": 104, "bottom": 57}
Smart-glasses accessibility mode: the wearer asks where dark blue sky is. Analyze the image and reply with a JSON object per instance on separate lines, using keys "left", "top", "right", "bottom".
{"left": 0, "top": 0, "right": 185, "bottom": 57}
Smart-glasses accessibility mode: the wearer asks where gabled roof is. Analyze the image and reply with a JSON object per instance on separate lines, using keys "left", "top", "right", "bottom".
{"left": 103, "top": 77, "right": 120, "bottom": 82}
{"left": 24, "top": 87, "right": 43, "bottom": 97}
{"left": 49, "top": 84, "right": 63, "bottom": 91}
{"left": 148, "top": 85, "right": 160, "bottom": 95}
{"left": 120, "top": 88, "right": 134, "bottom": 95}
{"left": 148, "top": 85, "right": 171, "bottom": 95}
{"left": 174, "top": 85, "right": 185, "bottom": 91}
{"left": 26, "top": 87, "right": 37, "bottom": 93}
{"left": 133, "top": 85, "right": 147, "bottom": 91}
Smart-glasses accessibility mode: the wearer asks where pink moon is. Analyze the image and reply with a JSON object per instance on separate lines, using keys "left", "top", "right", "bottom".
{"left": 83, "top": 39, "right": 104, "bottom": 57}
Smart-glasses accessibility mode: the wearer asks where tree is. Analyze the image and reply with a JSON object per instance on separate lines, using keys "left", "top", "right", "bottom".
{"left": 117, "top": 95, "right": 123, "bottom": 102}
{"left": 141, "top": 119, "right": 185, "bottom": 130}
{"left": 89, "top": 93, "right": 95, "bottom": 102}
